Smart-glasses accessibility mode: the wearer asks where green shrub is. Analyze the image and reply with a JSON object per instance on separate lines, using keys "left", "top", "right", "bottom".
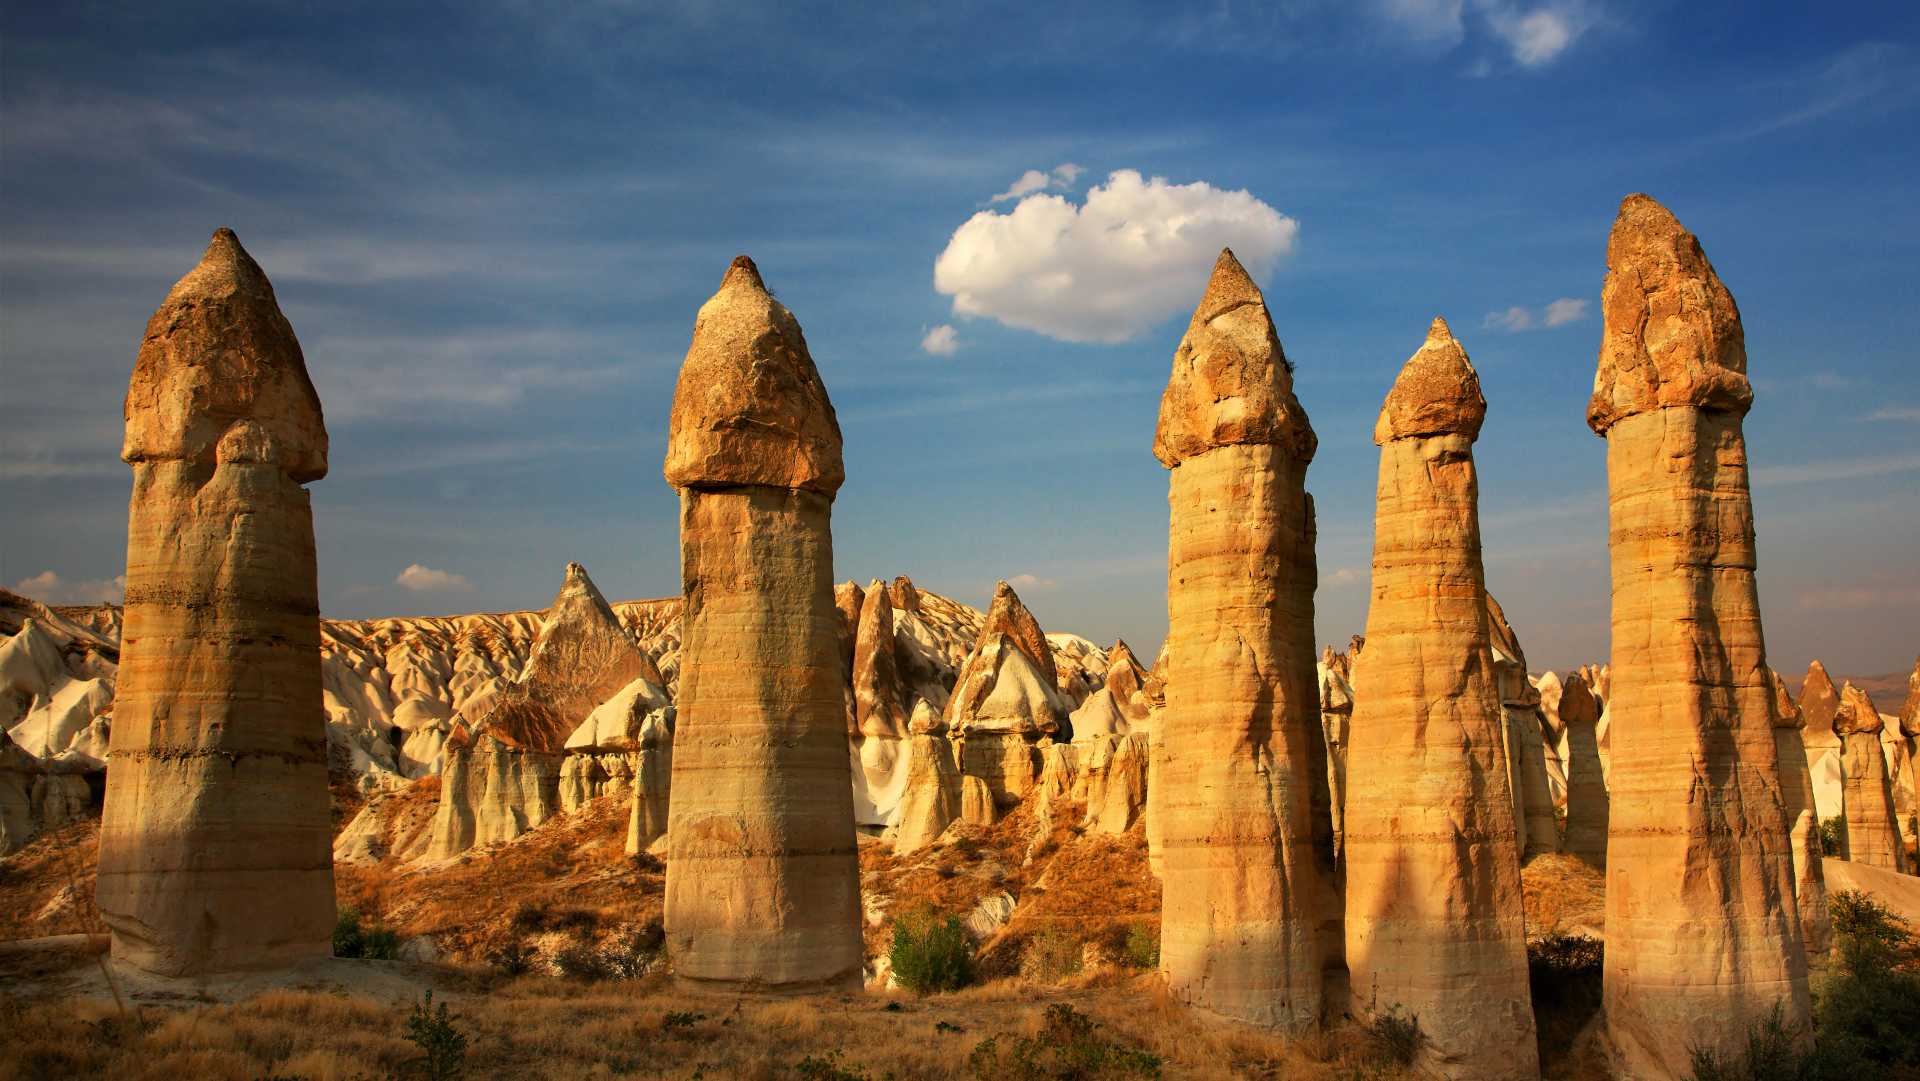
{"left": 889, "top": 910, "right": 974, "bottom": 994}
{"left": 1819, "top": 817, "right": 1846, "bottom": 859}
{"left": 404, "top": 991, "right": 467, "bottom": 1081}
{"left": 1122, "top": 924, "right": 1160, "bottom": 970}
{"left": 552, "top": 941, "right": 612, "bottom": 982}
{"left": 607, "top": 920, "right": 665, "bottom": 979}
{"left": 967, "top": 1003, "right": 1161, "bottom": 1080}
{"left": 333, "top": 907, "right": 401, "bottom": 960}
{"left": 485, "top": 936, "right": 534, "bottom": 977}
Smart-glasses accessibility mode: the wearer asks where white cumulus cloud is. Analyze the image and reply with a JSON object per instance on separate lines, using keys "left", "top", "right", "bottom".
{"left": 1485, "top": 297, "right": 1588, "bottom": 332}
{"left": 395, "top": 564, "right": 475, "bottom": 592}
{"left": 920, "top": 324, "right": 960, "bottom": 357}
{"left": 989, "top": 163, "right": 1084, "bottom": 203}
{"left": 935, "top": 169, "right": 1299, "bottom": 344}
{"left": 11, "top": 570, "right": 127, "bottom": 605}
{"left": 1005, "top": 573, "right": 1057, "bottom": 592}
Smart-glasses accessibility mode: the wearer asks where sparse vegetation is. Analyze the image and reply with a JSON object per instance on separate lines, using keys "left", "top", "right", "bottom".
{"left": 1020, "top": 930, "right": 1084, "bottom": 983}
{"left": 404, "top": 991, "right": 468, "bottom": 1081}
{"left": 1361, "top": 1007, "right": 1422, "bottom": 1068}
{"left": 795, "top": 1049, "right": 875, "bottom": 1081}
{"left": 485, "top": 936, "right": 535, "bottom": 977}
{"left": 889, "top": 908, "right": 975, "bottom": 994}
{"left": 551, "top": 940, "right": 613, "bottom": 982}
{"left": 1122, "top": 923, "right": 1160, "bottom": 970}
{"left": 967, "top": 1003, "right": 1162, "bottom": 1080}
{"left": 1819, "top": 816, "right": 1846, "bottom": 859}
{"left": 333, "top": 906, "right": 402, "bottom": 960}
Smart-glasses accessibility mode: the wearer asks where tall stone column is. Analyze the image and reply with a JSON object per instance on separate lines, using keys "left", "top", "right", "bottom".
{"left": 660, "top": 256, "right": 862, "bottom": 988}
{"left": 1154, "top": 249, "right": 1324, "bottom": 1032}
{"left": 1769, "top": 671, "right": 1830, "bottom": 954}
{"left": 1589, "top": 195, "right": 1809, "bottom": 1076}
{"left": 96, "top": 229, "right": 334, "bottom": 976}
{"left": 1343, "top": 319, "right": 1537, "bottom": 1079}
{"left": 1836, "top": 683, "right": 1905, "bottom": 872}
{"left": 1560, "top": 672, "right": 1610, "bottom": 866}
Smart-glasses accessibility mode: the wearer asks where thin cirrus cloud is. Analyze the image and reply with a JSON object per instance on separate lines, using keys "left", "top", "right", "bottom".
{"left": 920, "top": 324, "right": 959, "bottom": 357}
{"left": 1483, "top": 297, "right": 1588, "bottom": 332}
{"left": 933, "top": 169, "right": 1298, "bottom": 344}
{"left": 1867, "top": 406, "right": 1920, "bottom": 422}
{"left": 395, "top": 563, "right": 475, "bottom": 593}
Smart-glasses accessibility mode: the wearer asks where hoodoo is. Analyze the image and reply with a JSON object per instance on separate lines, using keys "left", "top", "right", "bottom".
{"left": 660, "top": 256, "right": 862, "bottom": 988}
{"left": 1343, "top": 319, "right": 1538, "bottom": 1079}
{"left": 96, "top": 229, "right": 335, "bottom": 975}
{"left": 1560, "top": 672, "right": 1609, "bottom": 866}
{"left": 1770, "top": 670, "right": 1831, "bottom": 953}
{"left": 1588, "top": 195, "right": 1809, "bottom": 1076}
{"left": 1835, "top": 682, "right": 1905, "bottom": 871}
{"left": 1153, "top": 249, "right": 1326, "bottom": 1031}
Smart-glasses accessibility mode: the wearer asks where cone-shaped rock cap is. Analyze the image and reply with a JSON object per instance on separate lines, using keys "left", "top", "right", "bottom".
{"left": 663, "top": 255, "right": 844, "bottom": 494}
{"left": 1901, "top": 655, "right": 1920, "bottom": 738}
{"left": 1588, "top": 194, "right": 1752, "bottom": 435}
{"left": 1769, "top": 669, "right": 1803, "bottom": 730}
{"left": 1154, "top": 248, "right": 1316, "bottom": 468}
{"left": 123, "top": 228, "right": 328, "bottom": 482}
{"left": 977, "top": 579, "right": 1058, "bottom": 687}
{"left": 1835, "top": 682, "right": 1884, "bottom": 737}
{"left": 1375, "top": 316, "right": 1486, "bottom": 444}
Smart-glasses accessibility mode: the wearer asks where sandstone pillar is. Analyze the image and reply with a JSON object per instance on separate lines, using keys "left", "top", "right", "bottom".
{"left": 660, "top": 256, "right": 861, "bottom": 988}
{"left": 1154, "top": 249, "right": 1324, "bottom": 1032}
{"left": 1343, "top": 319, "right": 1537, "bottom": 1079}
{"left": 1836, "top": 682, "right": 1904, "bottom": 872}
{"left": 1589, "top": 195, "right": 1809, "bottom": 1076}
{"left": 97, "top": 229, "right": 334, "bottom": 976}
{"left": 1769, "top": 670, "right": 1831, "bottom": 953}
{"left": 1561, "top": 673, "right": 1610, "bottom": 866}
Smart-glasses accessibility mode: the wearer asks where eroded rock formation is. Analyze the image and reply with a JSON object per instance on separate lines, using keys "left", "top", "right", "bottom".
{"left": 1560, "top": 672, "right": 1609, "bottom": 866}
{"left": 661, "top": 256, "right": 862, "bottom": 988}
{"left": 1589, "top": 195, "right": 1810, "bottom": 1075}
{"left": 944, "top": 581, "right": 1067, "bottom": 807}
{"left": 1488, "top": 594, "right": 1560, "bottom": 857}
{"left": 1770, "top": 670, "right": 1831, "bottom": 954}
{"left": 1153, "top": 249, "right": 1325, "bottom": 1031}
{"left": 1836, "top": 682, "right": 1905, "bottom": 872}
{"left": 1342, "top": 318, "right": 1537, "bottom": 1079}
{"left": 96, "top": 229, "right": 335, "bottom": 975}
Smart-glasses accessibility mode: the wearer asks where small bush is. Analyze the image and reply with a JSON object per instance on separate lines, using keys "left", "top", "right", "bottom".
{"left": 1122, "top": 924, "right": 1160, "bottom": 970}
{"left": 889, "top": 910, "right": 974, "bottom": 994}
{"left": 510, "top": 901, "right": 549, "bottom": 934}
{"left": 1819, "top": 817, "right": 1846, "bottom": 860}
{"left": 552, "top": 941, "right": 613, "bottom": 982}
{"left": 795, "top": 1050, "right": 874, "bottom": 1081}
{"left": 1363, "top": 1007, "right": 1421, "bottom": 1068}
{"left": 607, "top": 920, "right": 665, "bottom": 980}
{"left": 548, "top": 907, "right": 600, "bottom": 937}
{"left": 662, "top": 1011, "right": 706, "bottom": 1030}
{"left": 1020, "top": 930, "right": 1084, "bottom": 983}
{"left": 629, "top": 851, "right": 665, "bottom": 874}
{"left": 485, "top": 937, "right": 534, "bottom": 977}
{"left": 967, "top": 1003, "right": 1161, "bottom": 1080}
{"left": 404, "top": 991, "right": 467, "bottom": 1081}
{"left": 333, "top": 907, "right": 401, "bottom": 960}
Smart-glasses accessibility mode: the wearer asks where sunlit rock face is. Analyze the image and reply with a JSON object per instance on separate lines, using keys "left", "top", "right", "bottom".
{"left": 1835, "top": 682, "right": 1906, "bottom": 872}
{"left": 95, "top": 229, "right": 336, "bottom": 976}
{"left": 1153, "top": 248, "right": 1326, "bottom": 1032}
{"left": 944, "top": 580, "right": 1070, "bottom": 811}
{"left": 1589, "top": 195, "right": 1810, "bottom": 1077}
{"left": 1769, "top": 670, "right": 1831, "bottom": 954}
{"left": 1560, "top": 672, "right": 1610, "bottom": 867}
{"left": 1342, "top": 319, "right": 1538, "bottom": 1080}
{"left": 661, "top": 256, "right": 862, "bottom": 989}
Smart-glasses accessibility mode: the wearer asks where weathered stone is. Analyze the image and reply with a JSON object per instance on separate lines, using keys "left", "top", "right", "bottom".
{"left": 945, "top": 580, "right": 1065, "bottom": 806}
{"left": 1836, "top": 683, "right": 1905, "bottom": 872}
{"left": 850, "top": 581, "right": 912, "bottom": 825}
{"left": 661, "top": 256, "right": 861, "bottom": 989}
{"left": 959, "top": 773, "right": 996, "bottom": 827}
{"left": 890, "top": 733, "right": 961, "bottom": 854}
{"left": 1154, "top": 249, "right": 1325, "bottom": 1032}
{"left": 1561, "top": 673, "right": 1610, "bottom": 867}
{"left": 1083, "top": 733, "right": 1149, "bottom": 836}
{"left": 1590, "top": 195, "right": 1810, "bottom": 1076}
{"left": 1316, "top": 653, "right": 1353, "bottom": 860}
{"left": 1488, "top": 594, "right": 1560, "bottom": 857}
{"left": 626, "top": 710, "right": 675, "bottom": 855}
{"left": 96, "top": 229, "right": 334, "bottom": 977}
{"left": 1798, "top": 660, "right": 1844, "bottom": 762}
{"left": 1343, "top": 318, "right": 1537, "bottom": 1079}
{"left": 1770, "top": 670, "right": 1831, "bottom": 954}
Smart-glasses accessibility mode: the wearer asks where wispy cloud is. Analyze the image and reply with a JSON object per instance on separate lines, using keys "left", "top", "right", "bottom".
{"left": 988, "top": 163, "right": 1084, "bottom": 203}
{"left": 1867, "top": 406, "right": 1920, "bottom": 423}
{"left": 1373, "top": 0, "right": 1466, "bottom": 49}
{"left": 1752, "top": 451, "right": 1920, "bottom": 487}
{"left": 1483, "top": 296, "right": 1588, "bottom": 333}
{"left": 395, "top": 564, "right": 474, "bottom": 593}
{"left": 1729, "top": 41, "right": 1918, "bottom": 142}
{"left": 1005, "top": 573, "right": 1057, "bottom": 592}
{"left": 1323, "top": 567, "right": 1365, "bottom": 587}
{"left": 11, "top": 570, "right": 126, "bottom": 605}
{"left": 1481, "top": 2, "right": 1595, "bottom": 69}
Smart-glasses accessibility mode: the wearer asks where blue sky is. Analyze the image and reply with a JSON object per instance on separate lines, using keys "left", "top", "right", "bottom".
{"left": 3, "top": 2, "right": 1917, "bottom": 679}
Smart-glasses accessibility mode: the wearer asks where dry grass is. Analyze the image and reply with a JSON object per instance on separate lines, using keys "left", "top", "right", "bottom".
{"left": 0, "top": 972, "right": 1433, "bottom": 1080}
{"left": 1521, "top": 852, "right": 1607, "bottom": 938}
